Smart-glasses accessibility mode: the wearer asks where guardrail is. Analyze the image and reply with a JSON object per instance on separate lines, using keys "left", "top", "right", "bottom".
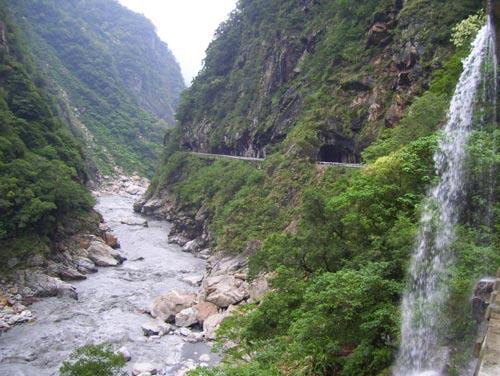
{"left": 188, "top": 152, "right": 363, "bottom": 168}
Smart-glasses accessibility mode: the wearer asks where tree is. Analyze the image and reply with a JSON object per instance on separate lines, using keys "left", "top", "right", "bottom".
{"left": 59, "top": 344, "right": 127, "bottom": 376}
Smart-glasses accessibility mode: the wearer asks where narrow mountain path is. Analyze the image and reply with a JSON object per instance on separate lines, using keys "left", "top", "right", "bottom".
{"left": 188, "top": 152, "right": 363, "bottom": 168}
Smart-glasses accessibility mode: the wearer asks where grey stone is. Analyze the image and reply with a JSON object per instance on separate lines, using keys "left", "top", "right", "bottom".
{"left": 150, "top": 290, "right": 196, "bottom": 322}
{"left": 141, "top": 319, "right": 172, "bottom": 336}
{"left": 175, "top": 307, "right": 198, "bottom": 327}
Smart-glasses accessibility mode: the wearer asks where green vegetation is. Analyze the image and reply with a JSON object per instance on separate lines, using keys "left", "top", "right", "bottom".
{"left": 8, "top": 0, "right": 185, "bottom": 177}
{"left": 145, "top": 1, "right": 498, "bottom": 375}
{"left": 0, "top": 2, "right": 94, "bottom": 264}
{"left": 176, "top": 0, "right": 480, "bottom": 159}
{"left": 60, "top": 344, "right": 126, "bottom": 376}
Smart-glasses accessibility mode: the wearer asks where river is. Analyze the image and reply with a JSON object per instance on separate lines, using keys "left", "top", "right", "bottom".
{"left": 0, "top": 193, "right": 215, "bottom": 375}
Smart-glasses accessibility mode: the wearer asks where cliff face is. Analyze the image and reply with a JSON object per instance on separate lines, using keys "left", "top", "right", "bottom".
{"left": 176, "top": 0, "right": 479, "bottom": 162}
{"left": 8, "top": 0, "right": 185, "bottom": 177}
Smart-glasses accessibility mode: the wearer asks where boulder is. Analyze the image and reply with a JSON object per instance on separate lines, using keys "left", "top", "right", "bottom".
{"left": 125, "top": 185, "right": 143, "bottom": 195}
{"left": 102, "top": 232, "right": 120, "bottom": 249}
{"left": 58, "top": 266, "right": 87, "bottom": 281}
{"left": 203, "top": 313, "right": 226, "bottom": 340}
{"left": 175, "top": 307, "right": 198, "bottom": 327}
{"left": 150, "top": 290, "right": 197, "bottom": 322}
{"left": 182, "top": 239, "right": 205, "bottom": 253}
{"left": 194, "top": 300, "right": 218, "bottom": 324}
{"left": 132, "top": 363, "right": 158, "bottom": 376}
{"left": 208, "top": 254, "right": 248, "bottom": 277}
{"left": 23, "top": 272, "right": 78, "bottom": 300}
{"left": 74, "top": 256, "right": 97, "bottom": 274}
{"left": 141, "top": 319, "right": 172, "bottom": 336}
{"left": 168, "top": 234, "right": 189, "bottom": 246}
{"left": 87, "top": 241, "right": 125, "bottom": 267}
{"left": 204, "top": 275, "right": 249, "bottom": 308}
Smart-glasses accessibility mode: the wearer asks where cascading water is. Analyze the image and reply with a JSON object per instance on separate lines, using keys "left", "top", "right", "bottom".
{"left": 393, "top": 13, "right": 497, "bottom": 376}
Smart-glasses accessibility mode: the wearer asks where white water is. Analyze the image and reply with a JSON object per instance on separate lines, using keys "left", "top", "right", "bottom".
{"left": 0, "top": 193, "right": 216, "bottom": 375}
{"left": 393, "top": 17, "right": 497, "bottom": 376}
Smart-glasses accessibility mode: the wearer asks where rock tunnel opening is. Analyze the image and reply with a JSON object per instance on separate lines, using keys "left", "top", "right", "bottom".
{"left": 317, "top": 144, "right": 360, "bottom": 163}
{"left": 318, "top": 144, "right": 344, "bottom": 163}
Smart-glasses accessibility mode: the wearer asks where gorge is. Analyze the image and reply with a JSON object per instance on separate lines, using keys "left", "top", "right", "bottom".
{"left": 0, "top": 0, "right": 499, "bottom": 376}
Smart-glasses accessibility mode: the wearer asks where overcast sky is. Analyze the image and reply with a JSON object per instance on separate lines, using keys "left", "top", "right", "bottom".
{"left": 118, "top": 0, "right": 237, "bottom": 85}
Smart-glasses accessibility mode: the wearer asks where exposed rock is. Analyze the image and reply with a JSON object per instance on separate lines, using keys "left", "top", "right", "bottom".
{"left": 74, "top": 256, "right": 98, "bottom": 274}
{"left": 150, "top": 290, "right": 197, "bottom": 322}
{"left": 132, "top": 363, "right": 158, "bottom": 376}
{"left": 58, "top": 266, "right": 87, "bottom": 281}
{"left": 168, "top": 234, "right": 189, "bottom": 246}
{"left": 87, "top": 241, "right": 124, "bottom": 266}
{"left": 175, "top": 307, "right": 198, "bottom": 327}
{"left": 203, "top": 313, "right": 227, "bottom": 340}
{"left": 182, "top": 238, "right": 205, "bottom": 253}
{"left": 207, "top": 254, "right": 248, "bottom": 277}
{"left": 197, "top": 248, "right": 211, "bottom": 260}
{"left": 22, "top": 272, "right": 78, "bottom": 300}
{"left": 194, "top": 300, "right": 218, "bottom": 324}
{"left": 102, "top": 232, "right": 120, "bottom": 249}
{"left": 126, "top": 185, "right": 144, "bottom": 195}
{"left": 181, "top": 275, "right": 203, "bottom": 286}
{"left": 203, "top": 274, "right": 249, "bottom": 308}
{"left": 141, "top": 319, "right": 172, "bottom": 336}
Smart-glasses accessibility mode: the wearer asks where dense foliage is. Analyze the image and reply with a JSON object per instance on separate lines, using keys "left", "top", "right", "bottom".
{"left": 0, "top": 2, "right": 94, "bottom": 262}
{"left": 59, "top": 344, "right": 126, "bottom": 376}
{"left": 8, "top": 0, "right": 185, "bottom": 177}
{"left": 147, "top": 0, "right": 498, "bottom": 375}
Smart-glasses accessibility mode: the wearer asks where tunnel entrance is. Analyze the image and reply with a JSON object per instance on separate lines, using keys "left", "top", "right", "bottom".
{"left": 318, "top": 144, "right": 344, "bottom": 163}
{"left": 317, "top": 143, "right": 360, "bottom": 163}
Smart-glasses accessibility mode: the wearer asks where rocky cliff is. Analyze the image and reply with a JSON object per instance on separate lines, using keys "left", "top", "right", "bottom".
{"left": 8, "top": 0, "right": 185, "bottom": 177}
{"left": 176, "top": 0, "right": 479, "bottom": 162}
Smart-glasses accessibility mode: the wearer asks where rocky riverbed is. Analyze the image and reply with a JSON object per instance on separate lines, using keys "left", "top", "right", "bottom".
{"left": 0, "top": 192, "right": 218, "bottom": 375}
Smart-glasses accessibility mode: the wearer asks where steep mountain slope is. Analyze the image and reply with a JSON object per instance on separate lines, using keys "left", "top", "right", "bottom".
{"left": 8, "top": 0, "right": 185, "bottom": 178}
{"left": 142, "top": 1, "right": 499, "bottom": 375}
{"left": 0, "top": 2, "right": 95, "bottom": 262}
{"left": 176, "top": 0, "right": 477, "bottom": 162}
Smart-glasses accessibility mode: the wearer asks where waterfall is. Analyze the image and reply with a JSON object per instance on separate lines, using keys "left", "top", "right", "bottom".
{"left": 393, "top": 15, "right": 497, "bottom": 376}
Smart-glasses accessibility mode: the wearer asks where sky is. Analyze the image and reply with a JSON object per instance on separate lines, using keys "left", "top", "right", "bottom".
{"left": 118, "top": 0, "right": 237, "bottom": 85}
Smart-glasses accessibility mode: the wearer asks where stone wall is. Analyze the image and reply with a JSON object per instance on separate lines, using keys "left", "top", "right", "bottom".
{"left": 474, "top": 267, "right": 500, "bottom": 376}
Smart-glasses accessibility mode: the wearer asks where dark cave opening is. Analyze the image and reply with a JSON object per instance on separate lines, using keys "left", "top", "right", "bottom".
{"left": 318, "top": 144, "right": 344, "bottom": 163}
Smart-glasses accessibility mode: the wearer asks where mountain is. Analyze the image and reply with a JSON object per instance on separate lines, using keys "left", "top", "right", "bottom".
{"left": 0, "top": 1, "right": 95, "bottom": 261}
{"left": 176, "top": 0, "right": 475, "bottom": 161}
{"left": 8, "top": 0, "right": 185, "bottom": 178}
{"left": 142, "top": 0, "right": 499, "bottom": 375}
